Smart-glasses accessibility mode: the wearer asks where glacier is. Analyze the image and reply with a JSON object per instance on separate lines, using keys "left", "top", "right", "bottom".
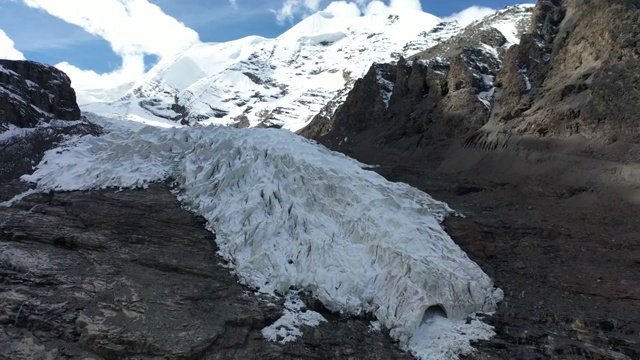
{"left": 78, "top": 5, "right": 534, "bottom": 132}
{"left": 20, "top": 114, "right": 503, "bottom": 359}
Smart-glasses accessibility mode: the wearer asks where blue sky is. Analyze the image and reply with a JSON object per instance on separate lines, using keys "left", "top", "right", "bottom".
{"left": 0, "top": 0, "right": 523, "bottom": 88}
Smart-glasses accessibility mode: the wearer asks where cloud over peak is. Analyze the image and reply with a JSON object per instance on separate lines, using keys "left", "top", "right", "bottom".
{"left": 0, "top": 29, "right": 25, "bottom": 61}
{"left": 272, "top": 0, "right": 323, "bottom": 24}
{"left": 273, "top": 0, "right": 424, "bottom": 24}
{"left": 21, "top": 0, "right": 200, "bottom": 91}
{"left": 443, "top": 5, "right": 496, "bottom": 27}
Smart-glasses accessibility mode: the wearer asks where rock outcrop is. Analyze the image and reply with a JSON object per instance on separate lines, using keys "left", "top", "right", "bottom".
{"left": 0, "top": 60, "right": 81, "bottom": 128}
{"left": 301, "top": 0, "right": 640, "bottom": 181}
{"left": 485, "top": 0, "right": 640, "bottom": 143}
{"left": 298, "top": 5, "right": 535, "bottom": 152}
{"left": 0, "top": 183, "right": 411, "bottom": 360}
{"left": 0, "top": 60, "right": 100, "bottom": 182}
{"left": 297, "top": 1, "right": 640, "bottom": 358}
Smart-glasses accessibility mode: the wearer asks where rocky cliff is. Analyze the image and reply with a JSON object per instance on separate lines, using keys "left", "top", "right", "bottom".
{"left": 487, "top": 0, "right": 640, "bottom": 143}
{"left": 0, "top": 60, "right": 81, "bottom": 128}
{"left": 0, "top": 60, "right": 97, "bottom": 182}
{"left": 302, "top": 0, "right": 640, "bottom": 188}
{"left": 298, "top": 4, "right": 534, "bottom": 142}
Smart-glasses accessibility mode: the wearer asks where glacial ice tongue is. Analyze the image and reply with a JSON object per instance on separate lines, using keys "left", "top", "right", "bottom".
{"left": 23, "top": 119, "right": 502, "bottom": 358}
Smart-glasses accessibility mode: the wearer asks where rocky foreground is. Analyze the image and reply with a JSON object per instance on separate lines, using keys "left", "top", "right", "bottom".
{"left": 0, "top": 182, "right": 413, "bottom": 359}
{"left": 1, "top": 150, "right": 637, "bottom": 360}
{"left": 375, "top": 166, "right": 640, "bottom": 360}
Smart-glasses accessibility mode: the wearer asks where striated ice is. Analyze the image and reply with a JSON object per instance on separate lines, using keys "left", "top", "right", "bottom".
{"left": 262, "top": 292, "right": 326, "bottom": 344}
{"left": 22, "top": 117, "right": 502, "bottom": 358}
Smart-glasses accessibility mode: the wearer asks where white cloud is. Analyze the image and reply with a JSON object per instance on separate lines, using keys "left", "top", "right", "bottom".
{"left": 362, "top": 0, "right": 421, "bottom": 15}
{"left": 274, "top": 0, "right": 425, "bottom": 23}
{"left": 389, "top": 0, "right": 421, "bottom": 11}
{"left": 21, "top": 0, "right": 200, "bottom": 90}
{"left": 444, "top": 6, "right": 496, "bottom": 27}
{"left": 56, "top": 54, "right": 144, "bottom": 93}
{"left": 229, "top": 0, "right": 237, "bottom": 9}
{"left": 324, "top": 1, "right": 361, "bottom": 17}
{"left": 273, "top": 0, "right": 323, "bottom": 24}
{"left": 0, "top": 28, "right": 25, "bottom": 60}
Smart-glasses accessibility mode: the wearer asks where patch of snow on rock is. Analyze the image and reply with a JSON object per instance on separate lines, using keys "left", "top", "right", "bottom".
{"left": 376, "top": 67, "right": 394, "bottom": 109}
{"left": 262, "top": 292, "right": 326, "bottom": 343}
{"left": 408, "top": 311, "right": 497, "bottom": 360}
{"left": 518, "top": 66, "right": 532, "bottom": 91}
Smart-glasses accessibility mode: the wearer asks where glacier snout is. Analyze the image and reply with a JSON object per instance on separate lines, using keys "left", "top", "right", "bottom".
{"left": 24, "top": 120, "right": 502, "bottom": 359}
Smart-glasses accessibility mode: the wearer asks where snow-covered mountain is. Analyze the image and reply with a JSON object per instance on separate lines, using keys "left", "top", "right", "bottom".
{"left": 82, "top": 5, "right": 533, "bottom": 131}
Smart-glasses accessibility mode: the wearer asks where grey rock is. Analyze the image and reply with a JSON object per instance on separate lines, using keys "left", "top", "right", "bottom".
{"left": 0, "top": 60, "right": 81, "bottom": 128}
{"left": 483, "top": 0, "right": 640, "bottom": 143}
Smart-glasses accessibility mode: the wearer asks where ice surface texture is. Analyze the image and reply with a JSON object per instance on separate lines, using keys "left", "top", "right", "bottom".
{"left": 24, "top": 120, "right": 502, "bottom": 354}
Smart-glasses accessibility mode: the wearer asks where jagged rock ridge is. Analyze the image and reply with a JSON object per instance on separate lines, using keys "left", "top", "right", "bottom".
{"left": 0, "top": 60, "right": 81, "bottom": 129}
{"left": 484, "top": 0, "right": 640, "bottom": 144}
{"left": 304, "top": 0, "right": 640, "bottom": 152}
{"left": 81, "top": 6, "right": 532, "bottom": 131}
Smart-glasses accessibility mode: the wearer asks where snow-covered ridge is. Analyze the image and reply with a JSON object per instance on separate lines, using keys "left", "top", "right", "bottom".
{"left": 473, "top": 3, "right": 535, "bottom": 46}
{"left": 22, "top": 115, "right": 502, "bottom": 359}
{"left": 80, "top": 5, "right": 534, "bottom": 132}
{"left": 81, "top": 9, "right": 455, "bottom": 130}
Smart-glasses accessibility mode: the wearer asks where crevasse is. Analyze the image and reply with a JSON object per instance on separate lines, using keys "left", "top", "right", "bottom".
{"left": 23, "top": 118, "right": 502, "bottom": 357}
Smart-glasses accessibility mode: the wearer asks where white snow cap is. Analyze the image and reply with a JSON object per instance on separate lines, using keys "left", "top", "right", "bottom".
{"left": 23, "top": 116, "right": 503, "bottom": 359}
{"left": 83, "top": 0, "right": 449, "bottom": 129}
{"left": 22, "top": 0, "right": 200, "bottom": 91}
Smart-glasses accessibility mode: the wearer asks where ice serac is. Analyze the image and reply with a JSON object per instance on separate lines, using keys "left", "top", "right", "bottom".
{"left": 23, "top": 117, "right": 502, "bottom": 358}
{"left": 81, "top": 9, "right": 451, "bottom": 131}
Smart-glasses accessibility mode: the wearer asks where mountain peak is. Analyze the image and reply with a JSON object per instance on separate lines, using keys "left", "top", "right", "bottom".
{"left": 81, "top": 6, "right": 531, "bottom": 131}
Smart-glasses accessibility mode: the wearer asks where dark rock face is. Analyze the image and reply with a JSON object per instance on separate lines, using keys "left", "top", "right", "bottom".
{"left": 299, "top": 5, "right": 534, "bottom": 145}
{"left": 302, "top": 52, "right": 493, "bottom": 159}
{"left": 0, "top": 60, "right": 81, "bottom": 128}
{"left": 0, "top": 184, "right": 411, "bottom": 360}
{"left": 302, "top": 0, "right": 640, "bottom": 151}
{"left": 0, "top": 60, "right": 100, "bottom": 183}
{"left": 298, "top": 1, "right": 640, "bottom": 359}
{"left": 487, "top": 0, "right": 640, "bottom": 143}
{"left": 374, "top": 168, "right": 640, "bottom": 360}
